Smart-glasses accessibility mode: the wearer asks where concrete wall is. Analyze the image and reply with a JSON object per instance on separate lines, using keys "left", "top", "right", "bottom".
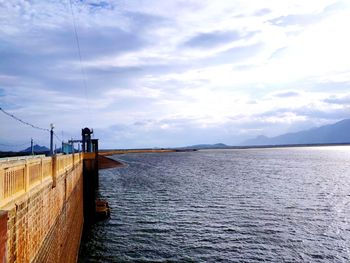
{"left": 0, "top": 155, "right": 84, "bottom": 263}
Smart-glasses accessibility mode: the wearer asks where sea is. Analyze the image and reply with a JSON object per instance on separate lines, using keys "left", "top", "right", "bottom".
{"left": 79, "top": 147, "right": 350, "bottom": 262}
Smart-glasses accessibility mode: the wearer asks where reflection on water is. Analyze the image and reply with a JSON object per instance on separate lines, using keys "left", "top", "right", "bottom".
{"left": 79, "top": 147, "right": 350, "bottom": 262}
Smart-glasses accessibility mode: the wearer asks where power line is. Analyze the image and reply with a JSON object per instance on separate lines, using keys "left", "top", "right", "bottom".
{"left": 68, "top": 0, "right": 91, "bottom": 116}
{"left": 53, "top": 132, "right": 63, "bottom": 143}
{"left": 0, "top": 107, "right": 50, "bottom": 132}
{"left": 0, "top": 107, "right": 70, "bottom": 149}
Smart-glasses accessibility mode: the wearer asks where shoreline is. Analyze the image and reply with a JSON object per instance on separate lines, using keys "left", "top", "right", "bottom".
{"left": 99, "top": 149, "right": 177, "bottom": 156}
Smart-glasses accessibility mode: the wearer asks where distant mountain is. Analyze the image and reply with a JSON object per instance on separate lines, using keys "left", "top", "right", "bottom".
{"left": 242, "top": 119, "right": 350, "bottom": 146}
{"left": 21, "top": 144, "right": 49, "bottom": 153}
{"left": 182, "top": 143, "right": 229, "bottom": 149}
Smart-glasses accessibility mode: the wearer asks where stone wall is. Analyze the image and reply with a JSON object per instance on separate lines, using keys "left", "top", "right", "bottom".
{"left": 1, "top": 157, "right": 84, "bottom": 263}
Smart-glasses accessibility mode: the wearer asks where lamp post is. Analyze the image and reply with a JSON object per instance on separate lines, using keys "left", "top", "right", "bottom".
{"left": 50, "top": 123, "right": 54, "bottom": 156}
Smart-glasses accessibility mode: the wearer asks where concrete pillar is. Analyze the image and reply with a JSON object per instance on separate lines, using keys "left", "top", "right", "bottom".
{"left": 91, "top": 139, "right": 99, "bottom": 188}
{"left": 0, "top": 211, "right": 7, "bottom": 263}
{"left": 83, "top": 155, "right": 98, "bottom": 225}
{"left": 52, "top": 155, "right": 57, "bottom": 188}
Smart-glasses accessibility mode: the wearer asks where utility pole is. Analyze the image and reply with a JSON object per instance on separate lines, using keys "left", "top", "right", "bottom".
{"left": 50, "top": 123, "right": 54, "bottom": 156}
{"left": 31, "top": 138, "right": 34, "bottom": 155}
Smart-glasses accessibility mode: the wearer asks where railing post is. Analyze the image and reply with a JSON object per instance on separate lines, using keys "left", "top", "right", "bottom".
{"left": 52, "top": 156, "right": 57, "bottom": 188}
{"left": 41, "top": 158, "right": 44, "bottom": 183}
{"left": 25, "top": 160, "right": 29, "bottom": 191}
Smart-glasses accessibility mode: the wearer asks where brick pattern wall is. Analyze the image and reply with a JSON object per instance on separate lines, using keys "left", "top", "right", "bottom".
{"left": 32, "top": 172, "right": 83, "bottom": 263}
{"left": 0, "top": 211, "right": 7, "bottom": 262}
{"left": 5, "top": 163, "right": 83, "bottom": 263}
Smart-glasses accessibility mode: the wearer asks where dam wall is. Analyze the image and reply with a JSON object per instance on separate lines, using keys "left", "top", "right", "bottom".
{"left": 0, "top": 153, "right": 85, "bottom": 263}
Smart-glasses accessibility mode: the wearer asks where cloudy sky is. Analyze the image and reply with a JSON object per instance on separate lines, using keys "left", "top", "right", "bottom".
{"left": 1, "top": 0, "right": 350, "bottom": 150}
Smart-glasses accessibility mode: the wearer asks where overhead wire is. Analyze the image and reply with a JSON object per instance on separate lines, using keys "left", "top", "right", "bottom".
{"left": 1, "top": 4, "right": 88, "bottom": 147}
{"left": 1, "top": 0, "right": 92, "bottom": 147}
{"left": 68, "top": 0, "right": 91, "bottom": 119}
{"left": 0, "top": 107, "right": 50, "bottom": 132}
{"left": 53, "top": 132, "right": 63, "bottom": 143}
{"left": 1, "top": 107, "right": 67, "bottom": 145}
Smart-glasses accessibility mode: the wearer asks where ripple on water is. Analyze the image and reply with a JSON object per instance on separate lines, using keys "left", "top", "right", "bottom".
{"left": 79, "top": 148, "right": 350, "bottom": 262}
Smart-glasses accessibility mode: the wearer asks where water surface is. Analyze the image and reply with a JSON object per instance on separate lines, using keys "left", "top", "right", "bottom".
{"left": 79, "top": 147, "right": 350, "bottom": 262}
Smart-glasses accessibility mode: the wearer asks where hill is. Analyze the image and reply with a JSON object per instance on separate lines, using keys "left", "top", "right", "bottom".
{"left": 242, "top": 119, "right": 350, "bottom": 146}
{"left": 21, "top": 144, "right": 50, "bottom": 153}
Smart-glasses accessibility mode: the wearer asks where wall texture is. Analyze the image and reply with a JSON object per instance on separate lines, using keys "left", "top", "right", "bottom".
{"left": 32, "top": 165, "right": 83, "bottom": 263}
{"left": 0, "top": 211, "right": 7, "bottom": 261}
{"left": 0, "top": 155, "right": 84, "bottom": 263}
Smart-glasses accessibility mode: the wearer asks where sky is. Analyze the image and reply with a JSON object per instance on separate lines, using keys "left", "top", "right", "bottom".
{"left": 1, "top": 0, "right": 350, "bottom": 150}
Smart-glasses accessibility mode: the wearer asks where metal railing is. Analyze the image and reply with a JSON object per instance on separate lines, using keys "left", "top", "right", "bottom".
{"left": 0, "top": 153, "right": 83, "bottom": 208}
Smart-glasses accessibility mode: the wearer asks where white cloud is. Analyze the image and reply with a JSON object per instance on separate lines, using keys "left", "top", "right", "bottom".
{"left": 1, "top": 0, "right": 350, "bottom": 149}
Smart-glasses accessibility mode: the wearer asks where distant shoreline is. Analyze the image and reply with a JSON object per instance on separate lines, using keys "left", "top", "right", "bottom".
{"left": 100, "top": 143, "right": 350, "bottom": 154}
{"left": 99, "top": 149, "right": 177, "bottom": 156}
{"left": 211, "top": 142, "right": 350, "bottom": 150}
{"left": 185, "top": 143, "right": 350, "bottom": 151}
{"left": 1, "top": 143, "right": 350, "bottom": 158}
